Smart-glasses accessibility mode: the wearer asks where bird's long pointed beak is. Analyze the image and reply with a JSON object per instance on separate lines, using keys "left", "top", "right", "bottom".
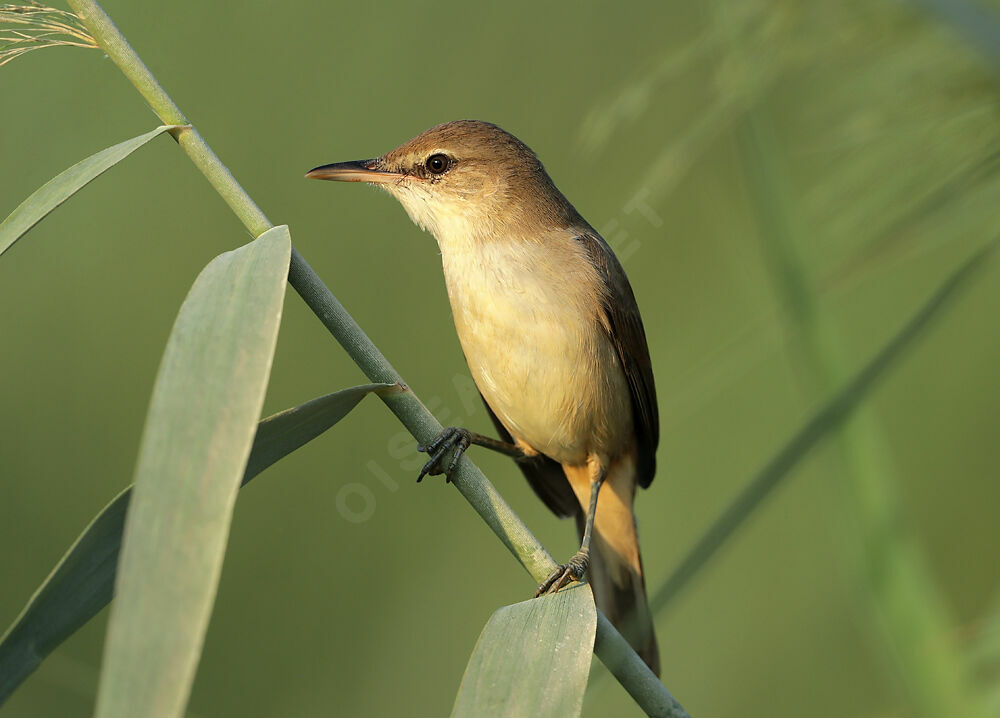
{"left": 305, "top": 160, "right": 403, "bottom": 184}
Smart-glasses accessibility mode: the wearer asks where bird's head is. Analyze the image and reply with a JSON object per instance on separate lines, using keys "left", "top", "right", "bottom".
{"left": 307, "top": 120, "right": 579, "bottom": 244}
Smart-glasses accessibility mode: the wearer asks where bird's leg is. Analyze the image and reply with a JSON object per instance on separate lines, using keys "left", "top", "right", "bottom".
{"left": 416, "top": 426, "right": 526, "bottom": 482}
{"left": 535, "top": 463, "right": 608, "bottom": 597}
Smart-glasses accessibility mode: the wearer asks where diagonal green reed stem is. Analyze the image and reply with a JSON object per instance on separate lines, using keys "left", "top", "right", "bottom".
{"left": 64, "top": 1, "right": 687, "bottom": 714}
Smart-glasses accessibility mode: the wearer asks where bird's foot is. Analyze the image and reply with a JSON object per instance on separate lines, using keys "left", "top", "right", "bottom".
{"left": 534, "top": 550, "right": 589, "bottom": 597}
{"left": 416, "top": 426, "right": 472, "bottom": 482}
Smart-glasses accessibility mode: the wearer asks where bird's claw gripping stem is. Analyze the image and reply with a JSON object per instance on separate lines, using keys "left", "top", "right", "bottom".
{"left": 535, "top": 550, "right": 590, "bottom": 597}
{"left": 416, "top": 426, "right": 472, "bottom": 482}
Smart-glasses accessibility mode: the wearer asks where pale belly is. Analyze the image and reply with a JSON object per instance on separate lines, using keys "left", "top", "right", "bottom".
{"left": 441, "top": 241, "right": 632, "bottom": 466}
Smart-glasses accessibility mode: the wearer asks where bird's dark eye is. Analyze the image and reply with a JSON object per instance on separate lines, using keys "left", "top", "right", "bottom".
{"left": 425, "top": 153, "right": 450, "bottom": 175}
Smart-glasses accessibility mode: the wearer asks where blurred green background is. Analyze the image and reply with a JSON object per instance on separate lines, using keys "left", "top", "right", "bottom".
{"left": 2, "top": 0, "right": 999, "bottom": 716}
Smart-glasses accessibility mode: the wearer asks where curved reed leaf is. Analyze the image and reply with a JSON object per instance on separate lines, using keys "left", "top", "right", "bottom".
{"left": 452, "top": 584, "right": 597, "bottom": 718}
{"left": 0, "top": 125, "right": 180, "bottom": 256}
{"left": 0, "top": 486, "right": 130, "bottom": 706}
{"left": 93, "top": 225, "right": 290, "bottom": 718}
{"left": 242, "top": 383, "right": 396, "bottom": 481}
{"left": 0, "top": 382, "right": 391, "bottom": 706}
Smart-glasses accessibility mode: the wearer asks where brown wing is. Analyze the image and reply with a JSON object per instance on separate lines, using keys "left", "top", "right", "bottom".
{"left": 576, "top": 231, "right": 659, "bottom": 488}
{"left": 479, "top": 393, "right": 579, "bottom": 518}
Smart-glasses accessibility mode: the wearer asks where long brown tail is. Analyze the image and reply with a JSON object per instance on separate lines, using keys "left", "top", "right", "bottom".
{"left": 565, "top": 456, "right": 660, "bottom": 676}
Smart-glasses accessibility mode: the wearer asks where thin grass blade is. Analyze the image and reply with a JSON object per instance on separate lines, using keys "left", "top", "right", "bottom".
{"left": 738, "top": 106, "right": 985, "bottom": 718}
{"left": 92, "top": 225, "right": 290, "bottom": 718}
{"left": 0, "top": 381, "right": 390, "bottom": 706}
{"left": 0, "top": 125, "right": 180, "bottom": 256}
{"left": 451, "top": 583, "right": 596, "bottom": 718}
{"left": 651, "top": 236, "right": 997, "bottom": 617}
